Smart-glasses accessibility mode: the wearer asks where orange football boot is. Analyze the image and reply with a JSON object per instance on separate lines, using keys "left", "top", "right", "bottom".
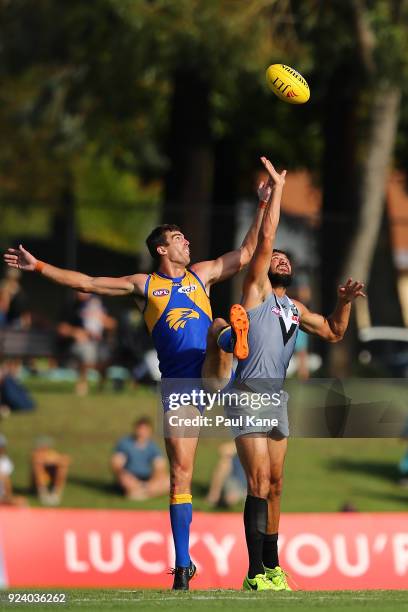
{"left": 229, "top": 304, "right": 249, "bottom": 360}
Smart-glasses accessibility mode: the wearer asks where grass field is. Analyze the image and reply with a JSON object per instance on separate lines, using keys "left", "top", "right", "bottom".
{"left": 3, "top": 589, "right": 408, "bottom": 612}
{"left": 0, "top": 380, "right": 407, "bottom": 511}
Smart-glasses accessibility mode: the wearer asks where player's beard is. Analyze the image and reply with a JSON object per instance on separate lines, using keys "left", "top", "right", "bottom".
{"left": 268, "top": 271, "right": 293, "bottom": 288}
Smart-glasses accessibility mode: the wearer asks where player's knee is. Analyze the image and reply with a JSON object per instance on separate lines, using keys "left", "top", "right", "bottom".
{"left": 247, "top": 469, "right": 270, "bottom": 498}
{"left": 207, "top": 318, "right": 227, "bottom": 345}
{"left": 169, "top": 461, "right": 193, "bottom": 492}
{"left": 269, "top": 475, "right": 283, "bottom": 498}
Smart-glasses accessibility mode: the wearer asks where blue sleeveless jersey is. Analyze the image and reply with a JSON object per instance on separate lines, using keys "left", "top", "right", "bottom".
{"left": 143, "top": 269, "right": 212, "bottom": 379}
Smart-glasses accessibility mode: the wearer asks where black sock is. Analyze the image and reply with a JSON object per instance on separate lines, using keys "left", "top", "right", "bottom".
{"left": 263, "top": 532, "right": 279, "bottom": 569}
{"left": 244, "top": 495, "right": 268, "bottom": 578}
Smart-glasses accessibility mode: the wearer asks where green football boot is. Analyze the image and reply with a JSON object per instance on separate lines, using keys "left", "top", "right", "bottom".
{"left": 264, "top": 566, "right": 292, "bottom": 591}
{"left": 243, "top": 573, "right": 279, "bottom": 591}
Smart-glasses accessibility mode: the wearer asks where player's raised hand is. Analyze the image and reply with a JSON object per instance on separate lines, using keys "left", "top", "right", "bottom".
{"left": 338, "top": 278, "right": 366, "bottom": 302}
{"left": 260, "top": 156, "right": 286, "bottom": 187}
{"left": 257, "top": 178, "right": 273, "bottom": 203}
{"left": 3, "top": 244, "right": 38, "bottom": 272}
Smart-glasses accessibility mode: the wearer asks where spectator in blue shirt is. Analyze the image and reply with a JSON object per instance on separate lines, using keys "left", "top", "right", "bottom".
{"left": 206, "top": 442, "right": 247, "bottom": 508}
{"left": 111, "top": 416, "right": 169, "bottom": 500}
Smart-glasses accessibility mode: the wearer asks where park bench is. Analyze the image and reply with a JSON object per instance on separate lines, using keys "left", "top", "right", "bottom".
{"left": 0, "top": 329, "right": 56, "bottom": 359}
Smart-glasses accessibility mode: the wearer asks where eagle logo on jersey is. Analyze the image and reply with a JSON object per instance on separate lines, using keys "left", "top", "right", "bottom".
{"left": 166, "top": 308, "right": 200, "bottom": 331}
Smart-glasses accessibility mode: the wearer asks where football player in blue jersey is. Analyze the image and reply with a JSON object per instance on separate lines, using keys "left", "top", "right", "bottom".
{"left": 3, "top": 157, "right": 274, "bottom": 590}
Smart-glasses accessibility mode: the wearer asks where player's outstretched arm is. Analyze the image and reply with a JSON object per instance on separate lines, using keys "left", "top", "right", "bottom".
{"left": 190, "top": 157, "right": 275, "bottom": 288}
{"left": 241, "top": 162, "right": 286, "bottom": 310}
{"left": 294, "top": 278, "right": 366, "bottom": 342}
{"left": 3, "top": 244, "right": 147, "bottom": 297}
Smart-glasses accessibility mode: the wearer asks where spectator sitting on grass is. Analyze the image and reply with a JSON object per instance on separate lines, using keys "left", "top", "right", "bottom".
{"left": 111, "top": 417, "right": 169, "bottom": 500}
{"left": 206, "top": 441, "right": 247, "bottom": 508}
{"left": 0, "top": 434, "right": 27, "bottom": 506}
{"left": 0, "top": 362, "right": 36, "bottom": 418}
{"left": 31, "top": 436, "right": 71, "bottom": 506}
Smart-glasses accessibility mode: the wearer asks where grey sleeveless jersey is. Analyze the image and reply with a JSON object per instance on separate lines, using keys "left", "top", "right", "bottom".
{"left": 234, "top": 292, "right": 300, "bottom": 391}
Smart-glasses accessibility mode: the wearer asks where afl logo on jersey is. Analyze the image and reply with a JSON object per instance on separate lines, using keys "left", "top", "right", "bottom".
{"left": 153, "top": 288, "right": 170, "bottom": 297}
{"left": 178, "top": 284, "right": 197, "bottom": 295}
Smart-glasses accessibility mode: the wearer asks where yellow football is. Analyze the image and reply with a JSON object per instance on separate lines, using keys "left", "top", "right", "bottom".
{"left": 266, "top": 64, "right": 310, "bottom": 104}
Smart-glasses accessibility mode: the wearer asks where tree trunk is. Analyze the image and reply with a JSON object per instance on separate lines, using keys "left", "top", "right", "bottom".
{"left": 208, "top": 136, "right": 239, "bottom": 319}
{"left": 327, "top": 87, "right": 401, "bottom": 375}
{"left": 321, "top": 64, "right": 360, "bottom": 318}
{"left": 51, "top": 181, "right": 77, "bottom": 270}
{"left": 367, "top": 204, "right": 404, "bottom": 327}
{"left": 341, "top": 88, "right": 401, "bottom": 283}
{"left": 320, "top": 63, "right": 360, "bottom": 375}
{"left": 163, "top": 68, "right": 213, "bottom": 262}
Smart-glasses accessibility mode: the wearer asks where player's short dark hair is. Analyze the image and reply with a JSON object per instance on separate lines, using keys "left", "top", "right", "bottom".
{"left": 133, "top": 416, "right": 153, "bottom": 429}
{"left": 146, "top": 224, "right": 181, "bottom": 260}
{"left": 272, "top": 248, "right": 292, "bottom": 262}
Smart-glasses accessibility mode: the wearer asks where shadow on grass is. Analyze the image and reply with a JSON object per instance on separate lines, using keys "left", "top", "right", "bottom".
{"left": 68, "top": 475, "right": 120, "bottom": 495}
{"left": 328, "top": 458, "right": 399, "bottom": 482}
{"left": 353, "top": 489, "right": 408, "bottom": 505}
{"left": 68, "top": 477, "right": 209, "bottom": 498}
{"left": 26, "top": 382, "right": 77, "bottom": 394}
{"left": 191, "top": 482, "right": 209, "bottom": 498}
{"left": 13, "top": 485, "right": 34, "bottom": 496}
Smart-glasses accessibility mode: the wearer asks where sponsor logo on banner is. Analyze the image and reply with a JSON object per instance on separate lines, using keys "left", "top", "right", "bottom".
{"left": 0, "top": 510, "right": 408, "bottom": 589}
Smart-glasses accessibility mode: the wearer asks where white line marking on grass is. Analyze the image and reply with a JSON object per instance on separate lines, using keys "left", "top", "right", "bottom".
{"left": 70, "top": 598, "right": 136, "bottom": 603}
{"left": 189, "top": 596, "right": 303, "bottom": 601}
{"left": 73, "top": 595, "right": 304, "bottom": 602}
{"left": 72, "top": 592, "right": 408, "bottom": 604}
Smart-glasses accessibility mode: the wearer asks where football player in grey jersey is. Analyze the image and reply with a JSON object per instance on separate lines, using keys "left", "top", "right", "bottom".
{"left": 216, "top": 159, "right": 366, "bottom": 591}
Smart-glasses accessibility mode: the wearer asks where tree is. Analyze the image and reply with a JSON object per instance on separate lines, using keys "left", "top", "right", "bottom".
{"left": 293, "top": 0, "right": 408, "bottom": 374}
{"left": 0, "top": 0, "right": 165, "bottom": 262}
{"left": 112, "top": 0, "right": 308, "bottom": 264}
{"left": 329, "top": 0, "right": 407, "bottom": 374}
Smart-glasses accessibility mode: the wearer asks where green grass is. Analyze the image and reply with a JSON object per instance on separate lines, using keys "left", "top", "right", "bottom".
{"left": 0, "top": 382, "right": 407, "bottom": 511}
{"left": 2, "top": 589, "right": 408, "bottom": 612}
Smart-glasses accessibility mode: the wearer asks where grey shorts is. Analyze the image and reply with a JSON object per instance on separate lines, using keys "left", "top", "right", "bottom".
{"left": 224, "top": 389, "right": 289, "bottom": 439}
